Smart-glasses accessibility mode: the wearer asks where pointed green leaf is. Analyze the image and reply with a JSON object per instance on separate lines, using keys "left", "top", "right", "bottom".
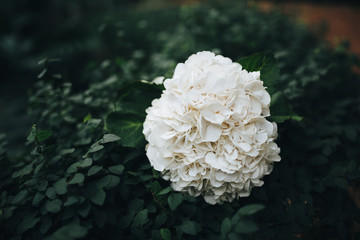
{"left": 68, "top": 173, "right": 85, "bottom": 185}
{"left": 132, "top": 209, "right": 148, "bottom": 227}
{"left": 97, "top": 175, "right": 120, "bottom": 190}
{"left": 59, "top": 148, "right": 75, "bottom": 156}
{"left": 236, "top": 204, "right": 265, "bottom": 217}
{"left": 105, "top": 112, "right": 145, "bottom": 148}
{"left": 88, "top": 165, "right": 103, "bottom": 176}
{"left": 168, "top": 193, "right": 183, "bottom": 211}
{"left": 181, "top": 220, "right": 199, "bottom": 236}
{"left": 36, "top": 130, "right": 53, "bottom": 142}
{"left": 32, "top": 192, "right": 45, "bottom": 206}
{"left": 238, "top": 52, "right": 278, "bottom": 95}
{"left": 221, "top": 217, "right": 232, "bottom": 236}
{"left": 158, "top": 187, "right": 172, "bottom": 196}
{"left": 79, "top": 158, "right": 93, "bottom": 168}
{"left": 91, "top": 189, "right": 106, "bottom": 206}
{"left": 45, "top": 187, "right": 56, "bottom": 200}
{"left": 234, "top": 220, "right": 258, "bottom": 234}
{"left": 27, "top": 125, "right": 37, "bottom": 143}
{"left": 54, "top": 178, "right": 68, "bottom": 195}
{"left": 108, "top": 164, "right": 125, "bottom": 175}
{"left": 160, "top": 228, "right": 171, "bottom": 240}
{"left": 45, "top": 199, "right": 62, "bottom": 213}
{"left": 101, "top": 134, "right": 121, "bottom": 144}
{"left": 268, "top": 92, "right": 302, "bottom": 123}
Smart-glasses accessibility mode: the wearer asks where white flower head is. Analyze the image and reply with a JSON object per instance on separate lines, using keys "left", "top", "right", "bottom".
{"left": 143, "top": 51, "right": 280, "bottom": 204}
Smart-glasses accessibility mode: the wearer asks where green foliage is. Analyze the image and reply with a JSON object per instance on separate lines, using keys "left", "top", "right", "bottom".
{"left": 238, "top": 52, "right": 279, "bottom": 95}
{"left": 221, "top": 204, "right": 265, "bottom": 239}
{"left": 239, "top": 52, "right": 301, "bottom": 123}
{"left": 105, "top": 112, "right": 145, "bottom": 148}
{"left": 1, "top": 1, "right": 360, "bottom": 240}
{"left": 168, "top": 193, "right": 183, "bottom": 211}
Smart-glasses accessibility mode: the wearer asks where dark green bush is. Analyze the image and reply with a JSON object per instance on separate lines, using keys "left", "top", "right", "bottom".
{"left": 1, "top": 2, "right": 360, "bottom": 240}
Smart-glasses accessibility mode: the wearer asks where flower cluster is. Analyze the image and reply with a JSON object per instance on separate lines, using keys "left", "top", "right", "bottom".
{"left": 143, "top": 51, "right": 280, "bottom": 204}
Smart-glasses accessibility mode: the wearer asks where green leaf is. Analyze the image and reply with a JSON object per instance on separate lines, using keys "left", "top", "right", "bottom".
{"left": 34, "top": 161, "right": 45, "bottom": 175}
{"left": 168, "top": 193, "right": 183, "bottom": 211}
{"left": 45, "top": 187, "right": 57, "bottom": 200}
{"left": 116, "top": 81, "right": 162, "bottom": 117}
{"left": 12, "top": 190, "right": 28, "bottom": 204}
{"left": 68, "top": 173, "right": 85, "bottom": 185}
{"left": 27, "top": 125, "right": 37, "bottom": 143}
{"left": 181, "top": 220, "right": 199, "bottom": 236}
{"left": 88, "top": 165, "right": 103, "bottom": 176}
{"left": 97, "top": 175, "right": 120, "bottom": 190}
{"left": 160, "top": 228, "right": 171, "bottom": 240}
{"left": 105, "top": 112, "right": 145, "bottom": 148}
{"left": 54, "top": 178, "right": 68, "bottom": 195}
{"left": 108, "top": 164, "right": 125, "bottom": 175}
{"left": 234, "top": 220, "right": 258, "bottom": 234}
{"left": 24, "top": 178, "right": 39, "bottom": 187}
{"left": 91, "top": 189, "right": 106, "bottom": 206}
{"left": 18, "top": 214, "right": 40, "bottom": 233}
{"left": 79, "top": 158, "right": 93, "bottom": 168}
{"left": 83, "top": 113, "right": 92, "bottom": 123}
{"left": 155, "top": 212, "right": 168, "bottom": 227}
{"left": 32, "top": 192, "right": 45, "bottom": 206}
{"left": 36, "top": 130, "right": 53, "bottom": 142}
{"left": 88, "top": 144, "right": 104, "bottom": 153}
{"left": 101, "top": 134, "right": 121, "bottom": 143}
{"left": 59, "top": 148, "right": 75, "bottom": 156}
{"left": 38, "top": 180, "right": 48, "bottom": 191}
{"left": 221, "top": 217, "right": 232, "bottom": 236}
{"left": 268, "top": 92, "right": 302, "bottom": 123}
{"left": 67, "top": 162, "right": 80, "bottom": 174}
{"left": 37, "top": 68, "right": 47, "bottom": 79}
{"left": 120, "top": 211, "right": 136, "bottom": 229}
{"left": 132, "top": 209, "right": 148, "bottom": 227}
{"left": 45, "top": 199, "right": 62, "bottom": 213}
{"left": 64, "top": 196, "right": 79, "bottom": 207}
{"left": 12, "top": 164, "right": 33, "bottom": 178}
{"left": 238, "top": 52, "right": 278, "bottom": 95}
{"left": 236, "top": 204, "right": 265, "bottom": 217}
{"left": 45, "top": 223, "right": 87, "bottom": 240}
{"left": 150, "top": 181, "right": 162, "bottom": 194}
{"left": 158, "top": 187, "right": 172, "bottom": 196}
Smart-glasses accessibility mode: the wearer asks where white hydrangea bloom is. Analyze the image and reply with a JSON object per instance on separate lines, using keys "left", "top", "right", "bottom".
{"left": 143, "top": 51, "right": 280, "bottom": 204}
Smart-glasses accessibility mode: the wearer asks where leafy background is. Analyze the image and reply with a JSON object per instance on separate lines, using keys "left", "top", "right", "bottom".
{"left": 1, "top": 0, "right": 360, "bottom": 239}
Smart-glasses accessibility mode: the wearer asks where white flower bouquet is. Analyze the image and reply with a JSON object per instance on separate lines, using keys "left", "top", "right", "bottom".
{"left": 106, "top": 50, "right": 300, "bottom": 205}
{"left": 143, "top": 51, "right": 281, "bottom": 204}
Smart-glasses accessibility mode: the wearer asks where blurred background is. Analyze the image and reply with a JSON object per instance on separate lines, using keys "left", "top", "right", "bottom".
{"left": 0, "top": 0, "right": 359, "bottom": 155}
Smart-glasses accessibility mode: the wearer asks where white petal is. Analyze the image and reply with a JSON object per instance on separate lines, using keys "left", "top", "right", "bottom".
{"left": 203, "top": 124, "right": 222, "bottom": 142}
{"left": 239, "top": 142, "right": 251, "bottom": 152}
{"left": 255, "top": 132, "right": 268, "bottom": 143}
{"left": 146, "top": 145, "right": 169, "bottom": 172}
{"left": 203, "top": 194, "right": 217, "bottom": 205}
